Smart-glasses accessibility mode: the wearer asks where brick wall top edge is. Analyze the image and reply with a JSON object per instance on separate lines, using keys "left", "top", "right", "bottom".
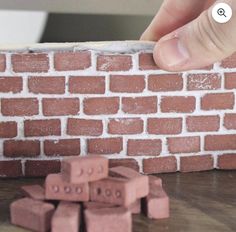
{"left": 0, "top": 40, "right": 155, "bottom": 53}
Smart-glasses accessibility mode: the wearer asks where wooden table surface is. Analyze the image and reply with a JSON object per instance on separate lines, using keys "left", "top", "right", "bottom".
{"left": 0, "top": 170, "right": 236, "bottom": 232}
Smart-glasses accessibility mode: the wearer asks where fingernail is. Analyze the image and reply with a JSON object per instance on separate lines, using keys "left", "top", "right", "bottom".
{"left": 157, "top": 37, "right": 190, "bottom": 67}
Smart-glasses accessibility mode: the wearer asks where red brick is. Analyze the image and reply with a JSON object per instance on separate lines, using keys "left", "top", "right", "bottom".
{"left": 161, "top": 96, "right": 195, "bottom": 113}
{"left": 201, "top": 93, "right": 234, "bottom": 110}
{"left": 88, "top": 137, "right": 123, "bottom": 154}
{"left": 0, "top": 54, "right": 6, "bottom": 72}
{"left": 24, "top": 119, "right": 61, "bottom": 137}
{"left": 28, "top": 76, "right": 65, "bottom": 94}
{"left": 220, "top": 52, "right": 236, "bottom": 68}
{"left": 186, "top": 115, "right": 220, "bottom": 132}
{"left": 44, "top": 139, "right": 80, "bottom": 156}
{"left": 12, "top": 53, "right": 49, "bottom": 72}
{"left": 224, "top": 113, "right": 236, "bottom": 129}
{"left": 187, "top": 73, "right": 221, "bottom": 90}
{"left": 168, "top": 136, "right": 200, "bottom": 154}
{"left": 54, "top": 51, "right": 91, "bottom": 71}
{"left": 67, "top": 118, "right": 103, "bottom": 136}
{"left": 225, "top": 73, "right": 236, "bottom": 89}
{"left": 108, "top": 118, "right": 143, "bottom": 135}
{"left": 110, "top": 75, "right": 145, "bottom": 93}
{"left": 0, "top": 77, "right": 22, "bottom": 93}
{"left": 1, "top": 98, "right": 38, "bottom": 116}
{"left": 0, "top": 161, "right": 22, "bottom": 177}
{"left": 69, "top": 76, "right": 105, "bottom": 94}
{"left": 218, "top": 154, "right": 236, "bottom": 169}
{"left": 122, "top": 96, "right": 157, "bottom": 114}
{"left": 139, "top": 53, "right": 158, "bottom": 70}
{"left": 109, "top": 159, "right": 139, "bottom": 171}
{"left": 127, "top": 139, "right": 162, "bottom": 156}
{"left": 25, "top": 160, "right": 61, "bottom": 177}
{"left": 148, "top": 74, "right": 183, "bottom": 91}
{"left": 0, "top": 121, "right": 17, "bottom": 138}
{"left": 147, "top": 118, "right": 182, "bottom": 135}
{"left": 180, "top": 155, "right": 214, "bottom": 172}
{"left": 143, "top": 156, "right": 177, "bottom": 174}
{"left": 97, "top": 55, "right": 132, "bottom": 71}
{"left": 205, "top": 135, "right": 236, "bottom": 151}
{"left": 84, "top": 97, "right": 119, "bottom": 115}
{"left": 4, "top": 140, "right": 40, "bottom": 157}
{"left": 42, "top": 98, "right": 80, "bottom": 116}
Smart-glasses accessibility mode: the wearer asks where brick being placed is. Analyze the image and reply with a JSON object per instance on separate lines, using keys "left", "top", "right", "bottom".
{"left": 45, "top": 173, "right": 89, "bottom": 202}
{"left": 51, "top": 201, "right": 81, "bottom": 232}
{"left": 10, "top": 197, "right": 55, "bottom": 232}
{"left": 21, "top": 184, "right": 45, "bottom": 200}
{"left": 61, "top": 156, "right": 108, "bottom": 184}
{"left": 85, "top": 207, "right": 132, "bottom": 232}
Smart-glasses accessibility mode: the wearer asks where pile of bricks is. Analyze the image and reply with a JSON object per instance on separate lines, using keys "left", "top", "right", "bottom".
{"left": 10, "top": 155, "right": 169, "bottom": 232}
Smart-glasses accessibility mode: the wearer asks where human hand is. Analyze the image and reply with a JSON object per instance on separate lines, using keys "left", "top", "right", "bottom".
{"left": 140, "top": 0, "right": 236, "bottom": 71}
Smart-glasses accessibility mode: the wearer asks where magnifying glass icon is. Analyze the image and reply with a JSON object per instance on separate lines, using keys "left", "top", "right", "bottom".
{"left": 217, "top": 8, "right": 227, "bottom": 17}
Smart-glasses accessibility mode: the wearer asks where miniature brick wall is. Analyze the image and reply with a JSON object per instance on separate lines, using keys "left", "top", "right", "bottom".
{"left": 0, "top": 41, "right": 236, "bottom": 177}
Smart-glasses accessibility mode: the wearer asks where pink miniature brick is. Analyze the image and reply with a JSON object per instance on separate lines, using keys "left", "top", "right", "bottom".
{"left": 148, "top": 175, "right": 163, "bottom": 187}
{"left": 85, "top": 207, "right": 132, "bottom": 232}
{"left": 21, "top": 185, "right": 45, "bottom": 200}
{"left": 61, "top": 156, "right": 108, "bottom": 184}
{"left": 45, "top": 173, "right": 89, "bottom": 202}
{"left": 143, "top": 185, "right": 169, "bottom": 219}
{"left": 128, "top": 199, "right": 141, "bottom": 214}
{"left": 10, "top": 197, "right": 55, "bottom": 232}
{"left": 90, "top": 177, "right": 136, "bottom": 207}
{"left": 109, "top": 166, "right": 149, "bottom": 198}
{"left": 51, "top": 201, "right": 81, "bottom": 232}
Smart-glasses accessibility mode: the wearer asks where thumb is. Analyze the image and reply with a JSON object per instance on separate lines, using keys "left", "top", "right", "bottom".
{"left": 153, "top": 1, "right": 236, "bottom": 71}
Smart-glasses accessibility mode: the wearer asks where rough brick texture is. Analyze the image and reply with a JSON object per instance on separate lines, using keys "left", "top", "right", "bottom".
{"left": 0, "top": 42, "right": 235, "bottom": 177}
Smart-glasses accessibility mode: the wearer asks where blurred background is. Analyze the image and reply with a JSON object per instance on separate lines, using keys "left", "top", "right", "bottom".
{"left": 0, "top": 0, "right": 163, "bottom": 44}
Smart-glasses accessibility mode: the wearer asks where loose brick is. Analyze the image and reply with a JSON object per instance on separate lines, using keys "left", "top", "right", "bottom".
{"left": 12, "top": 53, "right": 49, "bottom": 72}
{"left": 139, "top": 53, "right": 158, "bottom": 70}
{"left": 161, "top": 96, "right": 195, "bottom": 113}
{"left": 108, "top": 118, "right": 143, "bottom": 135}
{"left": 143, "top": 156, "right": 177, "bottom": 174}
{"left": 110, "top": 75, "right": 145, "bottom": 93}
{"left": 201, "top": 92, "right": 234, "bottom": 110}
{"left": 28, "top": 76, "right": 65, "bottom": 94}
{"left": 0, "top": 161, "right": 22, "bottom": 177}
{"left": 44, "top": 139, "right": 80, "bottom": 156}
{"left": 69, "top": 76, "right": 105, "bottom": 94}
{"left": 0, "top": 77, "right": 22, "bottom": 93}
{"left": 218, "top": 154, "right": 236, "bottom": 169}
{"left": 122, "top": 96, "right": 157, "bottom": 114}
{"left": 186, "top": 115, "right": 220, "bottom": 132}
{"left": 4, "top": 140, "right": 40, "bottom": 157}
{"left": 187, "top": 73, "right": 221, "bottom": 90}
{"left": 148, "top": 74, "right": 183, "bottom": 91}
{"left": 127, "top": 139, "right": 162, "bottom": 156}
{"left": 205, "top": 135, "right": 236, "bottom": 151}
{"left": 97, "top": 55, "right": 132, "bottom": 71}
{"left": 224, "top": 113, "right": 236, "bottom": 129}
{"left": 0, "top": 121, "right": 17, "bottom": 138}
{"left": 88, "top": 137, "right": 123, "bottom": 154}
{"left": 67, "top": 118, "right": 103, "bottom": 136}
{"left": 25, "top": 160, "right": 61, "bottom": 177}
{"left": 21, "top": 185, "right": 45, "bottom": 201}
{"left": 225, "top": 73, "right": 236, "bottom": 89}
{"left": 54, "top": 51, "right": 91, "bottom": 71}
{"left": 0, "top": 54, "right": 6, "bottom": 71}
{"left": 220, "top": 52, "right": 236, "bottom": 68}
{"left": 24, "top": 119, "right": 61, "bottom": 137}
{"left": 180, "top": 155, "right": 214, "bottom": 172}
{"left": 1, "top": 98, "right": 38, "bottom": 116}
{"left": 109, "top": 159, "right": 139, "bottom": 171}
{"left": 147, "top": 118, "right": 182, "bottom": 135}
{"left": 168, "top": 136, "right": 200, "bottom": 154}
{"left": 84, "top": 97, "right": 119, "bottom": 115}
{"left": 42, "top": 98, "right": 80, "bottom": 116}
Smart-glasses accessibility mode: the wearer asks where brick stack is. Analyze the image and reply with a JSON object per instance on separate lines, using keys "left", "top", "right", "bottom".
{"left": 10, "top": 156, "right": 169, "bottom": 232}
